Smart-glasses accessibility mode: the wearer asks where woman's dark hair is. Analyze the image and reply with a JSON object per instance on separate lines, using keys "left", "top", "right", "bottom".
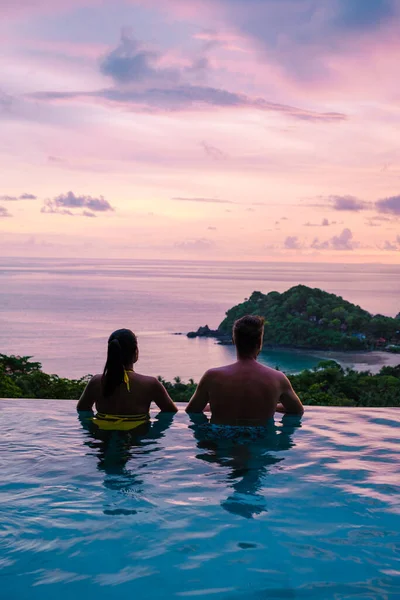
{"left": 102, "top": 329, "right": 138, "bottom": 397}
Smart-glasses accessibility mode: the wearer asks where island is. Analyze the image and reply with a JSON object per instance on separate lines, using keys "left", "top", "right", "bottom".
{"left": 187, "top": 285, "right": 400, "bottom": 352}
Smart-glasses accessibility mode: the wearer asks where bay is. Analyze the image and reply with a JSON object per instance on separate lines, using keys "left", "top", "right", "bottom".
{"left": 0, "top": 258, "right": 399, "bottom": 381}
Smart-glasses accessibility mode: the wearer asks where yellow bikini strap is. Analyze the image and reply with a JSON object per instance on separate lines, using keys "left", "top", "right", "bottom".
{"left": 123, "top": 368, "right": 130, "bottom": 391}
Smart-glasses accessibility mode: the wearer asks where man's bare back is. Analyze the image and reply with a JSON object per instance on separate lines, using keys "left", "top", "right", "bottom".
{"left": 185, "top": 315, "right": 304, "bottom": 423}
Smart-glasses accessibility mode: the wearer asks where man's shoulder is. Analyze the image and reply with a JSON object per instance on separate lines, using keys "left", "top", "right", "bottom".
{"left": 257, "top": 362, "right": 282, "bottom": 374}
{"left": 257, "top": 363, "right": 287, "bottom": 381}
{"left": 201, "top": 363, "right": 238, "bottom": 381}
{"left": 201, "top": 367, "right": 218, "bottom": 380}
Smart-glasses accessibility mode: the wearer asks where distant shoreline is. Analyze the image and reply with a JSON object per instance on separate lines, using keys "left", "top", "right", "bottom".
{"left": 183, "top": 331, "right": 400, "bottom": 374}
{"left": 271, "top": 347, "right": 400, "bottom": 374}
{"left": 185, "top": 329, "right": 399, "bottom": 356}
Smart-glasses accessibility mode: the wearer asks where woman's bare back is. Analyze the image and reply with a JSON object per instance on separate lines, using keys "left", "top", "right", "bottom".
{"left": 77, "top": 371, "right": 177, "bottom": 414}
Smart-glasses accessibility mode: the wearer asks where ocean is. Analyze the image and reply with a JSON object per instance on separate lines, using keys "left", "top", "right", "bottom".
{"left": 1, "top": 258, "right": 399, "bottom": 381}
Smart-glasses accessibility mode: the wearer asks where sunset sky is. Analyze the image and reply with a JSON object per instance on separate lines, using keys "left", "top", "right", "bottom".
{"left": 1, "top": 0, "right": 400, "bottom": 261}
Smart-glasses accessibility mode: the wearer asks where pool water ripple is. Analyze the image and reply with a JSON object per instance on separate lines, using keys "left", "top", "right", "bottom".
{"left": 0, "top": 401, "right": 399, "bottom": 599}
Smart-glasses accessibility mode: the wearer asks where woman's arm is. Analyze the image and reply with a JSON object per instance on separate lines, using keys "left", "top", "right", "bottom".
{"left": 76, "top": 375, "right": 100, "bottom": 412}
{"left": 152, "top": 379, "right": 178, "bottom": 412}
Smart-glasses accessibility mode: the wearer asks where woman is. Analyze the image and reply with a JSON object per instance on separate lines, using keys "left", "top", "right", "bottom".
{"left": 77, "top": 329, "right": 178, "bottom": 429}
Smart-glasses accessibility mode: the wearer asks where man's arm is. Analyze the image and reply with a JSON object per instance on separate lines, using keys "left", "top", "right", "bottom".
{"left": 185, "top": 371, "right": 210, "bottom": 413}
{"left": 76, "top": 376, "right": 99, "bottom": 412}
{"left": 276, "top": 375, "right": 304, "bottom": 415}
{"left": 152, "top": 379, "right": 178, "bottom": 412}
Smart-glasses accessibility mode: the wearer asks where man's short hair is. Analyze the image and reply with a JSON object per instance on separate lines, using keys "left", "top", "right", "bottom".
{"left": 233, "top": 315, "right": 265, "bottom": 355}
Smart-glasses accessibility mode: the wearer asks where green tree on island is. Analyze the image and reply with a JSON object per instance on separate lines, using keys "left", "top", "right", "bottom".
{"left": 216, "top": 286, "right": 400, "bottom": 351}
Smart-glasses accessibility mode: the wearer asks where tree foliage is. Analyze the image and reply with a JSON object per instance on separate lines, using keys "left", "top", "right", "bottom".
{"left": 1, "top": 354, "right": 399, "bottom": 407}
{"left": 0, "top": 354, "right": 90, "bottom": 400}
{"left": 218, "top": 286, "right": 400, "bottom": 351}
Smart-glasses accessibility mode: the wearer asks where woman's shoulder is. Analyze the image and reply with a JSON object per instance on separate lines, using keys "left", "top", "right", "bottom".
{"left": 91, "top": 374, "right": 103, "bottom": 382}
{"left": 132, "top": 372, "right": 160, "bottom": 387}
{"left": 87, "top": 374, "right": 102, "bottom": 388}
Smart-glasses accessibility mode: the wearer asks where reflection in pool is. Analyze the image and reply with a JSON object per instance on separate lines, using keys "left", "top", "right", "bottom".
{"left": 0, "top": 401, "right": 399, "bottom": 599}
{"left": 189, "top": 413, "right": 300, "bottom": 519}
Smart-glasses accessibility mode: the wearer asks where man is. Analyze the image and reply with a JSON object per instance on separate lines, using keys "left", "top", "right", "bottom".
{"left": 185, "top": 315, "right": 304, "bottom": 422}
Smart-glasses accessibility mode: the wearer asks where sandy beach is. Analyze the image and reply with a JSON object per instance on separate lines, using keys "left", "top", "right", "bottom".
{"left": 298, "top": 349, "right": 400, "bottom": 374}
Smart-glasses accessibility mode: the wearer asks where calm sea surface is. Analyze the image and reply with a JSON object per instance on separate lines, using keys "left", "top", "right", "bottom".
{"left": 1, "top": 258, "right": 399, "bottom": 380}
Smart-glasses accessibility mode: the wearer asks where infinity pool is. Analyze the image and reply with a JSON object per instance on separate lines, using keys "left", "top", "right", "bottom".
{"left": 0, "top": 401, "right": 399, "bottom": 599}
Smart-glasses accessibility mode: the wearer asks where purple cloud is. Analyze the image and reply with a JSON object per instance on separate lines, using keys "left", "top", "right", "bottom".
{"left": 28, "top": 86, "right": 346, "bottom": 121}
{"left": 384, "top": 235, "right": 400, "bottom": 250}
{"left": 101, "top": 32, "right": 180, "bottom": 84}
{"left": 41, "top": 205, "right": 74, "bottom": 216}
{"left": 33, "top": 30, "right": 344, "bottom": 121}
{"left": 26, "top": 49, "right": 347, "bottom": 122}
{"left": 330, "top": 195, "right": 369, "bottom": 211}
{"left": 284, "top": 236, "right": 301, "bottom": 249}
{"left": 383, "top": 240, "right": 398, "bottom": 251}
{"left": 0, "top": 89, "right": 13, "bottom": 111}
{"left": 335, "top": 0, "right": 395, "bottom": 31}
{"left": 305, "top": 218, "right": 333, "bottom": 227}
{"left": 369, "top": 215, "right": 393, "bottom": 222}
{"left": 0, "top": 206, "right": 12, "bottom": 218}
{"left": 207, "top": 0, "right": 396, "bottom": 87}
{"left": 0, "top": 193, "right": 37, "bottom": 201}
{"left": 331, "top": 228, "right": 355, "bottom": 250}
{"left": 41, "top": 191, "right": 114, "bottom": 215}
{"left": 376, "top": 195, "right": 400, "bottom": 215}
{"left": 146, "top": 87, "right": 338, "bottom": 119}
{"left": 85, "top": 197, "right": 113, "bottom": 211}
{"left": 19, "top": 193, "right": 37, "bottom": 200}
{"left": 382, "top": 235, "right": 400, "bottom": 250}
{"left": 312, "top": 228, "right": 357, "bottom": 251}
{"left": 201, "top": 141, "right": 227, "bottom": 160}
{"left": 311, "top": 238, "right": 330, "bottom": 250}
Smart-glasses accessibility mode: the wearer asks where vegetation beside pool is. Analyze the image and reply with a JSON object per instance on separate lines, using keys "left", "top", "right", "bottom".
{"left": 1, "top": 354, "right": 400, "bottom": 407}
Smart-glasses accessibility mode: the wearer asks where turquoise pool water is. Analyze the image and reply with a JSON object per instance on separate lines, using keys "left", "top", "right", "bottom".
{"left": 0, "top": 402, "right": 399, "bottom": 599}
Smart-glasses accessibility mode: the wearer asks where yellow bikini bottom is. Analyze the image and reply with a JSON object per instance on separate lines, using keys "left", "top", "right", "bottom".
{"left": 92, "top": 412, "right": 150, "bottom": 431}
